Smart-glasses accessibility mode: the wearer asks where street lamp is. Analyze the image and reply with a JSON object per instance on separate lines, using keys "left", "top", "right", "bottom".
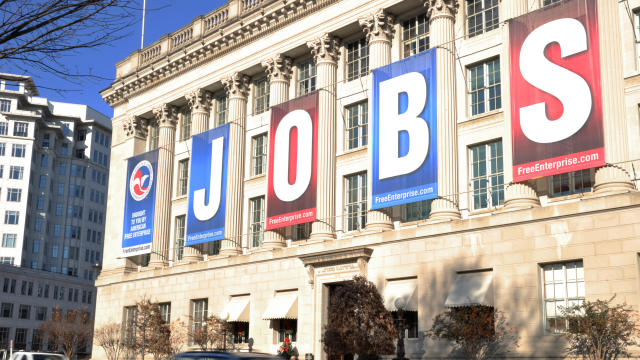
{"left": 220, "top": 311, "right": 230, "bottom": 352}
{"left": 393, "top": 298, "right": 408, "bottom": 360}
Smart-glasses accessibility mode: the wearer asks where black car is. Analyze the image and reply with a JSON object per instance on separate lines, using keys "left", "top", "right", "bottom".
{"left": 173, "top": 351, "right": 279, "bottom": 360}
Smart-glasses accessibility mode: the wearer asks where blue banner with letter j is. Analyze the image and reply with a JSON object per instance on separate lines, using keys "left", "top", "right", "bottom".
{"left": 186, "top": 124, "right": 229, "bottom": 246}
{"left": 371, "top": 49, "right": 438, "bottom": 210}
{"left": 122, "top": 150, "right": 158, "bottom": 257}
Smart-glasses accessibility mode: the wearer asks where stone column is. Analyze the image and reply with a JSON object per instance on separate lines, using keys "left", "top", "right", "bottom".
{"left": 501, "top": 0, "right": 541, "bottom": 209}
{"left": 594, "top": 1, "right": 635, "bottom": 193}
{"left": 426, "top": 0, "right": 461, "bottom": 220}
{"left": 307, "top": 34, "right": 340, "bottom": 241}
{"left": 261, "top": 55, "right": 292, "bottom": 249}
{"left": 149, "top": 104, "right": 178, "bottom": 267}
{"left": 220, "top": 73, "right": 250, "bottom": 255}
{"left": 360, "top": 9, "right": 395, "bottom": 231}
{"left": 182, "top": 89, "right": 211, "bottom": 262}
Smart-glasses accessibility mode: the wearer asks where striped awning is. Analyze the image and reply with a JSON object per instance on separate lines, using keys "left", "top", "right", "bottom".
{"left": 262, "top": 291, "right": 298, "bottom": 320}
{"left": 222, "top": 295, "right": 250, "bottom": 322}
{"left": 444, "top": 271, "right": 493, "bottom": 307}
{"left": 383, "top": 278, "right": 418, "bottom": 311}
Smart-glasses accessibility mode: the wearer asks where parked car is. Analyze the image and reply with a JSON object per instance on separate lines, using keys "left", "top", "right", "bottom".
{"left": 9, "top": 352, "right": 68, "bottom": 360}
{"left": 173, "top": 351, "right": 279, "bottom": 360}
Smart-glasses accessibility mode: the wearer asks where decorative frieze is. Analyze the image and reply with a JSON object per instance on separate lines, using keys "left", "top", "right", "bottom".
{"left": 122, "top": 115, "right": 147, "bottom": 139}
{"left": 152, "top": 103, "right": 178, "bottom": 127}
{"left": 185, "top": 88, "right": 212, "bottom": 113}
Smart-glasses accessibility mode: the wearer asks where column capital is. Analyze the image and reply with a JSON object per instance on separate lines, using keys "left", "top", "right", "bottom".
{"left": 222, "top": 72, "right": 250, "bottom": 99}
{"left": 307, "top": 34, "right": 341, "bottom": 65}
{"left": 359, "top": 9, "right": 395, "bottom": 44}
{"left": 152, "top": 103, "right": 178, "bottom": 127}
{"left": 262, "top": 55, "right": 293, "bottom": 83}
{"left": 425, "top": 0, "right": 459, "bottom": 20}
{"left": 185, "top": 88, "right": 211, "bottom": 113}
{"left": 122, "top": 115, "right": 147, "bottom": 139}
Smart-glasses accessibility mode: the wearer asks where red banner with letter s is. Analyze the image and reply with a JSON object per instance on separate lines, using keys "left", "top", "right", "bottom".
{"left": 266, "top": 92, "right": 318, "bottom": 230}
{"left": 509, "top": 0, "right": 604, "bottom": 182}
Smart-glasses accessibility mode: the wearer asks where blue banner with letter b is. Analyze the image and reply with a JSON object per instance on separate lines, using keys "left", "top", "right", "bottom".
{"left": 371, "top": 49, "right": 438, "bottom": 210}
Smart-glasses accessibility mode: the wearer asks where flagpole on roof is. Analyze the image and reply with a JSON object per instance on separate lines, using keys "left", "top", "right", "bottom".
{"left": 141, "top": 0, "right": 147, "bottom": 49}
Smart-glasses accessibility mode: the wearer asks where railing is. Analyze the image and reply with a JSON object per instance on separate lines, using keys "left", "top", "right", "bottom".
{"left": 205, "top": 7, "right": 230, "bottom": 33}
{"left": 241, "top": 0, "right": 263, "bottom": 13}
{"left": 140, "top": 44, "right": 162, "bottom": 64}
{"left": 171, "top": 27, "right": 194, "bottom": 50}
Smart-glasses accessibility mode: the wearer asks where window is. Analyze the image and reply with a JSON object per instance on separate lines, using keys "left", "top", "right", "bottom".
{"left": 36, "top": 306, "right": 47, "bottom": 321}
{"left": 469, "top": 140, "right": 504, "bottom": 210}
{"left": 14, "top": 328, "right": 27, "bottom": 350}
{"left": 392, "top": 310, "right": 419, "bottom": 339}
{"left": 297, "top": 59, "right": 316, "bottom": 96}
{"left": 12, "top": 144, "right": 25, "bottom": 157}
{"left": 215, "top": 95, "right": 228, "bottom": 127}
{"left": 0, "top": 100, "right": 10, "bottom": 112}
{"left": 42, "top": 134, "right": 50, "bottom": 148}
{"left": 174, "top": 215, "right": 185, "bottom": 261}
{"left": 122, "top": 306, "right": 137, "bottom": 346}
{"left": 0, "top": 257, "right": 14, "bottom": 265}
{"left": 543, "top": 0, "right": 562, "bottom": 5}
{"left": 254, "top": 77, "right": 270, "bottom": 114}
{"left": 191, "top": 299, "right": 208, "bottom": 344}
{"left": 177, "top": 159, "right": 189, "bottom": 196}
{"left": 5, "top": 211, "right": 19, "bottom": 225}
{"left": 13, "top": 122, "right": 28, "bottom": 137}
{"left": 543, "top": 261, "right": 585, "bottom": 333}
{"left": 56, "top": 204, "right": 63, "bottom": 216}
{"left": 0, "top": 165, "right": 2, "bottom": 177}
{"left": 7, "top": 188, "right": 21, "bottom": 202}
{"left": 468, "top": 58, "right": 501, "bottom": 116}
{"left": 159, "top": 302, "right": 171, "bottom": 324}
{"left": 18, "top": 304, "right": 30, "bottom": 319}
{"left": 251, "top": 133, "right": 268, "bottom": 176}
{"left": 76, "top": 129, "right": 87, "bottom": 141}
{"left": 403, "top": 14, "right": 429, "bottom": 58}
{"left": 345, "top": 172, "right": 367, "bottom": 231}
{"left": 75, "top": 149, "right": 85, "bottom": 159}
{"left": 0, "top": 143, "right": 4, "bottom": 155}
{"left": 33, "top": 239, "right": 39, "bottom": 253}
{"left": 41, "top": 154, "right": 48, "bottom": 167}
{"left": 181, "top": 108, "right": 192, "bottom": 141}
{"left": 36, "top": 196, "right": 45, "bottom": 209}
{"left": 402, "top": 200, "right": 431, "bottom": 222}
{"left": 1, "top": 303, "right": 13, "bottom": 318}
{"left": 466, "top": 0, "right": 499, "bottom": 37}
{"left": 61, "top": 143, "right": 68, "bottom": 155}
{"left": 39, "top": 175, "right": 47, "bottom": 188}
{"left": 276, "top": 319, "right": 297, "bottom": 342}
{"left": 292, "top": 223, "right": 311, "bottom": 241}
{"left": 249, "top": 196, "right": 265, "bottom": 247}
{"left": 346, "top": 38, "right": 369, "bottom": 81}
{"left": 550, "top": 169, "right": 593, "bottom": 197}
{"left": 35, "top": 218, "right": 44, "bottom": 232}
{"left": 1, "top": 234, "right": 16, "bottom": 248}
{"left": 345, "top": 102, "right": 368, "bottom": 150}
{"left": 232, "top": 321, "right": 249, "bottom": 344}
{"left": 32, "top": 330, "right": 43, "bottom": 351}
{"left": 9, "top": 165, "right": 23, "bottom": 179}
{"left": 149, "top": 123, "right": 159, "bottom": 150}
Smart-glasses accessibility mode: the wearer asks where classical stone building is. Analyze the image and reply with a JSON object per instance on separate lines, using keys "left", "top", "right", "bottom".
{"left": 97, "top": 0, "right": 640, "bottom": 358}
{"left": 0, "top": 73, "right": 111, "bottom": 353}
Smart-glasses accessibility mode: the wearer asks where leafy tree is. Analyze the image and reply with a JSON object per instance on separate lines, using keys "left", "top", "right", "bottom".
{"left": 94, "top": 322, "right": 127, "bottom": 360}
{"left": 428, "top": 305, "right": 519, "bottom": 360}
{"left": 188, "top": 314, "right": 232, "bottom": 351}
{"left": 562, "top": 297, "right": 640, "bottom": 360}
{"left": 0, "top": 0, "right": 137, "bottom": 80}
{"left": 39, "top": 306, "right": 93, "bottom": 360}
{"left": 322, "top": 275, "right": 396, "bottom": 359}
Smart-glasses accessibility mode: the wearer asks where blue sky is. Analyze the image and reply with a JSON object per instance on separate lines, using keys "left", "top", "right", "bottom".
{"left": 29, "top": 1, "right": 226, "bottom": 118}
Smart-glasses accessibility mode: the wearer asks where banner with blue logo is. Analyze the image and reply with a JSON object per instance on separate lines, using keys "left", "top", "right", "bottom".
{"left": 371, "top": 49, "right": 438, "bottom": 210}
{"left": 186, "top": 124, "right": 229, "bottom": 246}
{"left": 122, "top": 150, "right": 158, "bottom": 256}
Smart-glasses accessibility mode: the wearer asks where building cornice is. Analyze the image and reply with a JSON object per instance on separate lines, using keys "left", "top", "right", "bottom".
{"left": 101, "top": 0, "right": 340, "bottom": 107}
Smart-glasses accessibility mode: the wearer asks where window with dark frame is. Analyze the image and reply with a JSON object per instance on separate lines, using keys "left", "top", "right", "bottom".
{"left": 401, "top": 200, "right": 431, "bottom": 222}
{"left": 297, "top": 59, "right": 316, "bottom": 96}
{"left": 190, "top": 299, "right": 208, "bottom": 345}
{"left": 231, "top": 321, "right": 249, "bottom": 344}
{"left": 466, "top": 0, "right": 499, "bottom": 38}
{"left": 215, "top": 95, "right": 228, "bottom": 127}
{"left": 276, "top": 319, "right": 297, "bottom": 342}
{"left": 346, "top": 38, "right": 369, "bottom": 81}
{"left": 542, "top": 261, "right": 585, "bottom": 333}
{"left": 174, "top": 215, "right": 185, "bottom": 261}
{"left": 122, "top": 306, "right": 137, "bottom": 346}
{"left": 181, "top": 108, "right": 192, "bottom": 141}
{"left": 249, "top": 196, "right": 265, "bottom": 248}
{"left": 468, "top": 58, "right": 501, "bottom": 116}
{"left": 177, "top": 159, "right": 189, "bottom": 196}
{"left": 344, "top": 102, "right": 368, "bottom": 150}
{"left": 550, "top": 169, "right": 593, "bottom": 197}
{"left": 469, "top": 140, "right": 504, "bottom": 210}
{"left": 254, "top": 77, "right": 270, "bottom": 115}
{"left": 345, "top": 172, "right": 367, "bottom": 232}
{"left": 402, "top": 13, "right": 429, "bottom": 58}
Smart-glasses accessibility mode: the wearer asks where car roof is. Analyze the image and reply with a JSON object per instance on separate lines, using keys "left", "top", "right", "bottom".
{"left": 176, "top": 352, "right": 276, "bottom": 359}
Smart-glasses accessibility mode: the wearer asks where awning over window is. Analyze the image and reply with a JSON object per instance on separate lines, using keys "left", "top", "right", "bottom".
{"left": 444, "top": 271, "right": 493, "bottom": 307}
{"left": 383, "top": 278, "right": 418, "bottom": 311}
{"left": 222, "top": 295, "right": 250, "bottom": 322}
{"left": 262, "top": 291, "right": 298, "bottom": 320}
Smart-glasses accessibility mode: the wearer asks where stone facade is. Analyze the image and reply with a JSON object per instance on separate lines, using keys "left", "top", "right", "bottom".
{"left": 97, "top": 0, "right": 640, "bottom": 359}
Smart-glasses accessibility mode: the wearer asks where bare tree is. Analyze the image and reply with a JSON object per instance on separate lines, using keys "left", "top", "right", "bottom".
{"left": 94, "top": 322, "right": 127, "bottom": 360}
{"left": 0, "top": 0, "right": 137, "bottom": 80}
{"left": 135, "top": 298, "right": 171, "bottom": 360}
{"left": 39, "top": 306, "right": 93, "bottom": 360}
{"left": 168, "top": 318, "right": 188, "bottom": 357}
{"left": 188, "top": 314, "right": 232, "bottom": 351}
{"left": 322, "top": 275, "right": 396, "bottom": 359}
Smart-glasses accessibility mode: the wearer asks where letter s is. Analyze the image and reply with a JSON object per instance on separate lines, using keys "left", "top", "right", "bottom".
{"left": 193, "top": 137, "right": 224, "bottom": 221}
{"left": 519, "top": 18, "right": 592, "bottom": 144}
